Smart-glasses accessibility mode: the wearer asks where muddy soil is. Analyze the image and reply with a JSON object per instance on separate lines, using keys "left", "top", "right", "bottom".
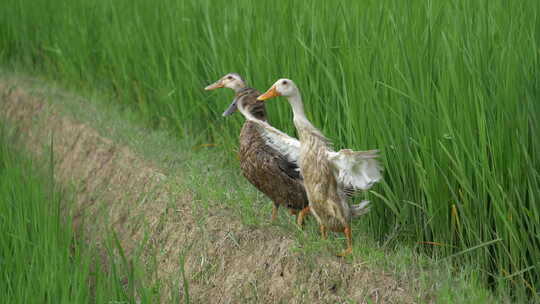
{"left": 0, "top": 80, "right": 417, "bottom": 303}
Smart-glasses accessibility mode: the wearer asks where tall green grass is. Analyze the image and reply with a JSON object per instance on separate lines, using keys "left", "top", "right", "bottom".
{"left": 0, "top": 126, "right": 163, "bottom": 303}
{"left": 1, "top": 0, "right": 538, "bottom": 299}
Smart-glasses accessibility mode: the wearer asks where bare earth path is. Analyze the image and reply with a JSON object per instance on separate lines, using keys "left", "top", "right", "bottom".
{"left": 0, "top": 79, "right": 418, "bottom": 303}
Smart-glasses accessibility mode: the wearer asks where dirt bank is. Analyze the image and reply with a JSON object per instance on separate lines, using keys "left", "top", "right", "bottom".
{"left": 0, "top": 79, "right": 417, "bottom": 303}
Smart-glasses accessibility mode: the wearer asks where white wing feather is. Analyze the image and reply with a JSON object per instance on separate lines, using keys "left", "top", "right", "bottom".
{"left": 248, "top": 118, "right": 301, "bottom": 164}
{"left": 327, "top": 149, "right": 382, "bottom": 192}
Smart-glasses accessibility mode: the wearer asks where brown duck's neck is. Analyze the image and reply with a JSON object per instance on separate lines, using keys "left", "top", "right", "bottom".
{"left": 231, "top": 84, "right": 247, "bottom": 93}
{"left": 249, "top": 102, "right": 268, "bottom": 121}
{"left": 236, "top": 87, "right": 268, "bottom": 122}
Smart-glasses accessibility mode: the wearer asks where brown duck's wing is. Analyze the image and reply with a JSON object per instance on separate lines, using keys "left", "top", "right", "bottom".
{"left": 269, "top": 151, "right": 308, "bottom": 210}
{"left": 276, "top": 154, "right": 302, "bottom": 180}
{"left": 245, "top": 116, "right": 304, "bottom": 180}
{"left": 247, "top": 118, "right": 301, "bottom": 165}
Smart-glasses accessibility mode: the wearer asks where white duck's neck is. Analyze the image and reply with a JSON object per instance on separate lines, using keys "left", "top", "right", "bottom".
{"left": 287, "top": 93, "right": 313, "bottom": 129}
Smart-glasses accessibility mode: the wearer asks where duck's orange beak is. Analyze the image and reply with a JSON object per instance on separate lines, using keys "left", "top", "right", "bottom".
{"left": 257, "top": 86, "right": 280, "bottom": 100}
{"left": 204, "top": 80, "right": 224, "bottom": 91}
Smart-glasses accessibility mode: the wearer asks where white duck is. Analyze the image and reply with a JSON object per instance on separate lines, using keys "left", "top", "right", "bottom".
{"left": 255, "top": 78, "right": 382, "bottom": 256}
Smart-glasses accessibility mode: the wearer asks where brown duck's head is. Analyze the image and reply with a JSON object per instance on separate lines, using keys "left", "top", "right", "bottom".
{"left": 205, "top": 73, "right": 267, "bottom": 120}
{"left": 204, "top": 73, "right": 246, "bottom": 92}
{"left": 220, "top": 88, "right": 268, "bottom": 120}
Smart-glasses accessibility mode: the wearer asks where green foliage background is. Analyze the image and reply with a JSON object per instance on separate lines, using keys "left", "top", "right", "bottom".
{"left": 1, "top": 0, "right": 538, "bottom": 299}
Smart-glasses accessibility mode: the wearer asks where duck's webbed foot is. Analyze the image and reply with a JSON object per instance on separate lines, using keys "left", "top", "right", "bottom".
{"left": 320, "top": 225, "right": 328, "bottom": 240}
{"left": 296, "top": 206, "right": 310, "bottom": 227}
{"left": 271, "top": 204, "right": 279, "bottom": 222}
{"left": 337, "top": 225, "right": 353, "bottom": 257}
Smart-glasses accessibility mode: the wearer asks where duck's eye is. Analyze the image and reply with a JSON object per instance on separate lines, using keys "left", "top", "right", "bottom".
{"left": 227, "top": 76, "right": 233, "bottom": 80}
{"left": 282, "top": 80, "right": 288, "bottom": 85}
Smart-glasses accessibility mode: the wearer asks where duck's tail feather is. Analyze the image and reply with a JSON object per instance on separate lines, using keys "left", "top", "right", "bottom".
{"left": 351, "top": 200, "right": 371, "bottom": 218}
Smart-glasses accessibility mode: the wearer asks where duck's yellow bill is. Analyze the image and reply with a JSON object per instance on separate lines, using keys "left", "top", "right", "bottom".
{"left": 257, "top": 86, "right": 280, "bottom": 100}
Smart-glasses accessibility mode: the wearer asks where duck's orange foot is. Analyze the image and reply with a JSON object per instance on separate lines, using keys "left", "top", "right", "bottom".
{"left": 271, "top": 204, "right": 279, "bottom": 222}
{"left": 320, "top": 225, "right": 328, "bottom": 240}
{"left": 296, "top": 206, "right": 310, "bottom": 227}
{"left": 336, "top": 225, "right": 353, "bottom": 257}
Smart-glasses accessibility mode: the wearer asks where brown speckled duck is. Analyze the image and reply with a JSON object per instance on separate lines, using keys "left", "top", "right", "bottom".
{"left": 255, "top": 78, "right": 382, "bottom": 256}
{"left": 204, "top": 73, "right": 310, "bottom": 223}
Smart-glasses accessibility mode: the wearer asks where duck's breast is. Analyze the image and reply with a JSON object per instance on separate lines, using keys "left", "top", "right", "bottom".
{"left": 238, "top": 121, "right": 308, "bottom": 210}
{"left": 297, "top": 128, "right": 351, "bottom": 229}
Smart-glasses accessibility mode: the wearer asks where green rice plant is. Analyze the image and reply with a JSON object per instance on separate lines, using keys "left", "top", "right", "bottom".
{"left": 0, "top": 125, "right": 162, "bottom": 303}
{"left": 1, "top": 0, "right": 538, "bottom": 300}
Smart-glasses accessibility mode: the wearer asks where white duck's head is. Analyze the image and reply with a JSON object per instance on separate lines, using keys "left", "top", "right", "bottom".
{"left": 204, "top": 73, "right": 246, "bottom": 92}
{"left": 257, "top": 78, "right": 299, "bottom": 100}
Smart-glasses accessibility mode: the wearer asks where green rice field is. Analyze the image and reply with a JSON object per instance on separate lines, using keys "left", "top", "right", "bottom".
{"left": 0, "top": 126, "right": 162, "bottom": 303}
{"left": 1, "top": 0, "right": 538, "bottom": 300}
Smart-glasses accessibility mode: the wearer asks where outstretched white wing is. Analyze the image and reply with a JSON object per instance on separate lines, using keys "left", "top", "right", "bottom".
{"left": 327, "top": 149, "right": 382, "bottom": 192}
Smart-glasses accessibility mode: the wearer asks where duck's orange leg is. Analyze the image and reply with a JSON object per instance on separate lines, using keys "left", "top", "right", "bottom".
{"left": 271, "top": 204, "right": 279, "bottom": 222}
{"left": 296, "top": 206, "right": 310, "bottom": 227}
{"left": 320, "top": 225, "right": 328, "bottom": 240}
{"left": 337, "top": 225, "right": 353, "bottom": 257}
{"left": 289, "top": 209, "right": 299, "bottom": 216}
